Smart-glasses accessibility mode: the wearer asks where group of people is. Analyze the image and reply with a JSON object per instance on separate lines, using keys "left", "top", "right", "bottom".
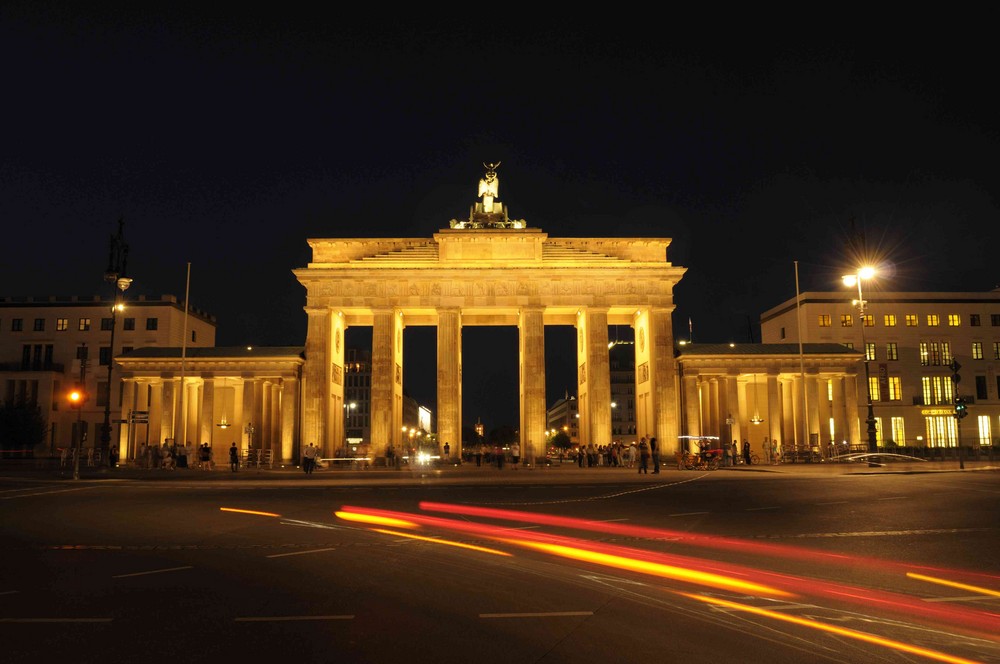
{"left": 572, "top": 438, "right": 659, "bottom": 472}
{"left": 471, "top": 443, "right": 521, "bottom": 469}
{"left": 136, "top": 440, "right": 221, "bottom": 470}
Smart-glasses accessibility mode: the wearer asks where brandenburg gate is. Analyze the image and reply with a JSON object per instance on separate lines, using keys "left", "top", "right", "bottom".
{"left": 294, "top": 164, "right": 687, "bottom": 462}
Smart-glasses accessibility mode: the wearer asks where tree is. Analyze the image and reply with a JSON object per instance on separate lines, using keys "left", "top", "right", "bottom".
{"left": 0, "top": 399, "right": 48, "bottom": 458}
{"left": 551, "top": 431, "right": 572, "bottom": 451}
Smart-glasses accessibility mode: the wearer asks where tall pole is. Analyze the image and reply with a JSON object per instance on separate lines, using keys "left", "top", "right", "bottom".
{"left": 854, "top": 278, "right": 878, "bottom": 456}
{"left": 100, "top": 219, "right": 129, "bottom": 467}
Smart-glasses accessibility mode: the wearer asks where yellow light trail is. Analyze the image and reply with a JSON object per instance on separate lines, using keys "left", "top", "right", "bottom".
{"left": 371, "top": 529, "right": 512, "bottom": 556}
{"left": 907, "top": 573, "right": 1000, "bottom": 599}
{"left": 219, "top": 507, "right": 280, "bottom": 517}
{"left": 681, "top": 593, "right": 984, "bottom": 664}
{"left": 335, "top": 511, "right": 418, "bottom": 529}
{"left": 507, "top": 539, "right": 791, "bottom": 598}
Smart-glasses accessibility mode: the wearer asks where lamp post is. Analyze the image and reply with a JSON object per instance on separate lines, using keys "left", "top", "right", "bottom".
{"left": 344, "top": 401, "right": 356, "bottom": 453}
{"left": 842, "top": 267, "right": 878, "bottom": 457}
{"left": 100, "top": 219, "right": 130, "bottom": 468}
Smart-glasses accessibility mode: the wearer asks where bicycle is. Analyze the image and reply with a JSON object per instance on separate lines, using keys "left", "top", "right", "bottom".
{"left": 748, "top": 452, "right": 760, "bottom": 465}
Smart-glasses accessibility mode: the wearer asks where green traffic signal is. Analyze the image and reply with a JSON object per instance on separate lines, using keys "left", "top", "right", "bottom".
{"left": 955, "top": 397, "right": 968, "bottom": 419}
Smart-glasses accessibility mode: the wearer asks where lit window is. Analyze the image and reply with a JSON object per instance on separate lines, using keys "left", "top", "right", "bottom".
{"left": 56, "top": 318, "right": 68, "bottom": 331}
{"left": 947, "top": 314, "right": 960, "bottom": 327}
{"left": 868, "top": 376, "right": 880, "bottom": 401}
{"left": 863, "top": 314, "right": 874, "bottom": 327}
{"left": 840, "top": 314, "right": 853, "bottom": 327}
{"left": 994, "top": 342, "right": 1000, "bottom": 360}
{"left": 885, "top": 342, "right": 898, "bottom": 360}
{"left": 927, "top": 314, "right": 940, "bottom": 327}
{"left": 78, "top": 318, "right": 91, "bottom": 331}
{"left": 883, "top": 314, "right": 896, "bottom": 327}
{"left": 887, "top": 376, "right": 902, "bottom": 401}
{"left": 818, "top": 315, "right": 831, "bottom": 327}
{"left": 972, "top": 342, "right": 983, "bottom": 360}
{"left": 865, "top": 342, "right": 876, "bottom": 361}
{"left": 905, "top": 314, "right": 918, "bottom": 327}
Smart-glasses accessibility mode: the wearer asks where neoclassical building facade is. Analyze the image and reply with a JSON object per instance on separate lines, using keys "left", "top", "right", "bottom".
{"left": 100, "top": 167, "right": 878, "bottom": 466}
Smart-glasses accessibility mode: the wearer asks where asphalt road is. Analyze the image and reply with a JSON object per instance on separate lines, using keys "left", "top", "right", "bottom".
{"left": 1, "top": 461, "right": 998, "bottom": 663}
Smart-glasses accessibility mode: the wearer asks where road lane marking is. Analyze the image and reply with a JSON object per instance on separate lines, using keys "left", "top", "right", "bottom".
{"left": 234, "top": 615, "right": 353, "bottom": 622}
{"left": 0, "top": 590, "right": 19, "bottom": 596}
{"left": 815, "top": 501, "right": 848, "bottom": 505}
{"left": 1, "top": 486, "right": 103, "bottom": 500}
{"left": 112, "top": 566, "right": 193, "bottom": 578}
{"left": 745, "top": 506, "right": 780, "bottom": 511}
{"left": 266, "top": 547, "right": 338, "bottom": 558}
{"left": 480, "top": 612, "right": 593, "bottom": 618}
{"left": 875, "top": 496, "right": 907, "bottom": 500}
{"left": 670, "top": 511, "right": 710, "bottom": 517}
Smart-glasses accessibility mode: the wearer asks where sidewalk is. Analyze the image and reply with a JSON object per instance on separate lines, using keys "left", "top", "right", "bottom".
{"left": 1, "top": 456, "right": 996, "bottom": 483}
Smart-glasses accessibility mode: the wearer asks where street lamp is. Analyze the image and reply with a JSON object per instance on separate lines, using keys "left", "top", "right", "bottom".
{"left": 842, "top": 267, "right": 878, "bottom": 456}
{"left": 68, "top": 388, "right": 84, "bottom": 480}
{"left": 100, "top": 219, "right": 130, "bottom": 468}
{"left": 344, "top": 401, "right": 356, "bottom": 451}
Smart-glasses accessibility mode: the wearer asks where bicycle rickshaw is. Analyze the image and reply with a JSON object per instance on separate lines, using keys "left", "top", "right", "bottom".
{"left": 675, "top": 435, "right": 723, "bottom": 471}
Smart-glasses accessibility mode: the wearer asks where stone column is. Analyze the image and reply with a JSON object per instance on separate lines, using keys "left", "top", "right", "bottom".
{"left": 436, "top": 308, "right": 462, "bottom": 459}
{"left": 149, "top": 382, "right": 164, "bottom": 446}
{"left": 577, "top": 308, "right": 610, "bottom": 449}
{"left": 371, "top": 309, "right": 395, "bottom": 456}
{"left": 683, "top": 375, "right": 701, "bottom": 446}
{"left": 200, "top": 378, "right": 215, "bottom": 446}
{"left": 647, "top": 307, "right": 679, "bottom": 454}
{"left": 301, "top": 307, "right": 330, "bottom": 456}
{"left": 280, "top": 375, "right": 299, "bottom": 464}
{"left": 518, "top": 307, "right": 546, "bottom": 466}
{"left": 121, "top": 378, "right": 136, "bottom": 460}
{"left": 805, "top": 373, "right": 821, "bottom": 452}
{"left": 817, "top": 376, "right": 833, "bottom": 451}
{"left": 768, "top": 374, "right": 781, "bottom": 456}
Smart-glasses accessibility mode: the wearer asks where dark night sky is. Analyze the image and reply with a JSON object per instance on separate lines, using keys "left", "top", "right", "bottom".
{"left": 2, "top": 6, "right": 998, "bottom": 433}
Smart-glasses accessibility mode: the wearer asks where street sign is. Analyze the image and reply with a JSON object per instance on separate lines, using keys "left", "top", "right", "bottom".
{"left": 949, "top": 360, "right": 961, "bottom": 373}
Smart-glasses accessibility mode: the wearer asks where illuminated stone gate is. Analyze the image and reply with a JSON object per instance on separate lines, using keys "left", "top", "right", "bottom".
{"left": 294, "top": 165, "right": 687, "bottom": 463}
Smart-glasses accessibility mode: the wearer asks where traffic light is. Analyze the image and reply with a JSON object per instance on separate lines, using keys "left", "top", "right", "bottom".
{"left": 950, "top": 359, "right": 961, "bottom": 385}
{"left": 955, "top": 396, "right": 968, "bottom": 419}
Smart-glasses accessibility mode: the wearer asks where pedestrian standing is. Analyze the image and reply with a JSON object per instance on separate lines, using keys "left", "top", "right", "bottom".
{"left": 650, "top": 436, "right": 660, "bottom": 473}
{"left": 475, "top": 445, "right": 482, "bottom": 467}
{"left": 302, "top": 443, "right": 317, "bottom": 474}
{"left": 229, "top": 442, "right": 239, "bottom": 472}
{"left": 723, "top": 443, "right": 732, "bottom": 467}
{"left": 732, "top": 440, "right": 740, "bottom": 465}
{"left": 742, "top": 439, "right": 751, "bottom": 465}
{"left": 511, "top": 442, "right": 520, "bottom": 469}
{"left": 638, "top": 437, "right": 650, "bottom": 474}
